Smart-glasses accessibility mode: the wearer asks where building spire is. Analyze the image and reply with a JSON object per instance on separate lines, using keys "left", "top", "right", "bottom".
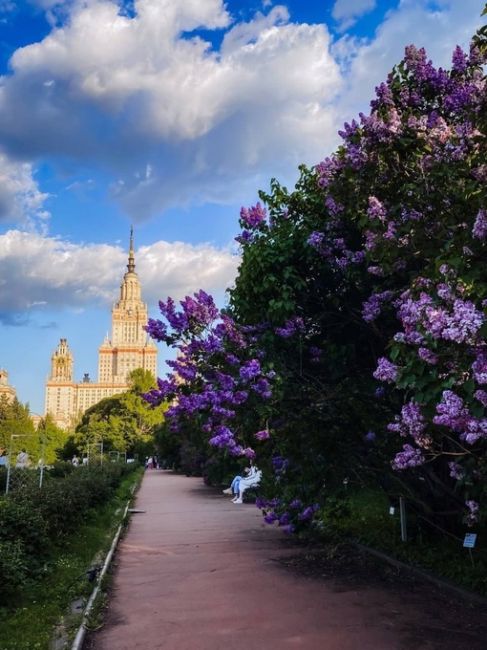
{"left": 127, "top": 225, "right": 135, "bottom": 273}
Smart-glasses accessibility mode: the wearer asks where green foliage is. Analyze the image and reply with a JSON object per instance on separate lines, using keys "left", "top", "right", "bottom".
{"left": 72, "top": 369, "right": 165, "bottom": 457}
{"left": 0, "top": 463, "right": 137, "bottom": 606}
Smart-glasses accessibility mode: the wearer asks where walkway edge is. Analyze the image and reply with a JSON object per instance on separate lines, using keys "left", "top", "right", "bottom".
{"left": 354, "top": 542, "right": 487, "bottom": 606}
{"left": 71, "top": 500, "right": 130, "bottom": 650}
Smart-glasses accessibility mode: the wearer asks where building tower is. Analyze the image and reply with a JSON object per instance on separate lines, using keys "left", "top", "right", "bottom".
{"left": 45, "top": 229, "right": 158, "bottom": 429}
{"left": 44, "top": 338, "right": 75, "bottom": 425}
{"left": 98, "top": 227, "right": 157, "bottom": 384}
{"left": 0, "top": 368, "right": 16, "bottom": 403}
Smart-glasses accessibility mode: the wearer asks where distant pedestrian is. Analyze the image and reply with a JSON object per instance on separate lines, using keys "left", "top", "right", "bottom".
{"left": 72, "top": 455, "right": 80, "bottom": 466}
{"left": 15, "top": 449, "right": 29, "bottom": 468}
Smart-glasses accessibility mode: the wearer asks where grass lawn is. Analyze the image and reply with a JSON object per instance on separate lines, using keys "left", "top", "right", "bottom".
{"left": 0, "top": 467, "right": 143, "bottom": 650}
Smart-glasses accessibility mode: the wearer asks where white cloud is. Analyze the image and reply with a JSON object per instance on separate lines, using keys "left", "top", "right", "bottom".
{"left": 0, "top": 0, "right": 484, "bottom": 225}
{"left": 335, "top": 0, "right": 484, "bottom": 121}
{"left": 0, "top": 230, "right": 239, "bottom": 320}
{"left": 0, "top": 0, "right": 342, "bottom": 218}
{"left": 0, "top": 151, "right": 50, "bottom": 227}
{"left": 332, "top": 0, "right": 376, "bottom": 30}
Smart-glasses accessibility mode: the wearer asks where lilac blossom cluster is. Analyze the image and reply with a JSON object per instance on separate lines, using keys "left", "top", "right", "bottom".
{"left": 311, "top": 36, "right": 486, "bottom": 524}
{"left": 144, "top": 290, "right": 276, "bottom": 458}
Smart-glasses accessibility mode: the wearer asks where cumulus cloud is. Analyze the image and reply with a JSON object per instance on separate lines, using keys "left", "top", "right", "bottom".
{"left": 0, "top": 0, "right": 342, "bottom": 218}
{"left": 0, "top": 230, "right": 239, "bottom": 323}
{"left": 332, "top": 0, "right": 376, "bottom": 30}
{"left": 0, "top": 151, "right": 50, "bottom": 227}
{"left": 334, "top": 0, "right": 484, "bottom": 121}
{"left": 0, "top": 0, "right": 483, "bottom": 225}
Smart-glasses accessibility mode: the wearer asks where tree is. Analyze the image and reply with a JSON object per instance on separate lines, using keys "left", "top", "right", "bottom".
{"left": 72, "top": 370, "right": 165, "bottom": 457}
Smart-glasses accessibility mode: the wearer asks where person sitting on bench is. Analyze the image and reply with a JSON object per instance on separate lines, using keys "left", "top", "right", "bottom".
{"left": 222, "top": 463, "right": 254, "bottom": 497}
{"left": 232, "top": 464, "right": 262, "bottom": 504}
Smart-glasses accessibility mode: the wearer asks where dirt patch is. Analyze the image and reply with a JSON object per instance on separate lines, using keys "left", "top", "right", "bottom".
{"left": 273, "top": 542, "right": 487, "bottom": 650}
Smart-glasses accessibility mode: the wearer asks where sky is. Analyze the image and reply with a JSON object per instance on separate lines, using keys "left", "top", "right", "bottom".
{"left": 0, "top": 0, "right": 485, "bottom": 415}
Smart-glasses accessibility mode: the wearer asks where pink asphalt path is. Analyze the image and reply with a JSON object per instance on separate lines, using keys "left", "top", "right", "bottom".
{"left": 91, "top": 470, "right": 413, "bottom": 650}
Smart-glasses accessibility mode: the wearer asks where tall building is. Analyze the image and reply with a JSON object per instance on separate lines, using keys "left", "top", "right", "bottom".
{"left": 44, "top": 230, "right": 157, "bottom": 429}
{"left": 0, "top": 368, "right": 16, "bottom": 403}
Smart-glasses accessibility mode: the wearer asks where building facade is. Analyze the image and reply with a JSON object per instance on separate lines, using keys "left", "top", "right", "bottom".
{"left": 45, "top": 231, "right": 157, "bottom": 429}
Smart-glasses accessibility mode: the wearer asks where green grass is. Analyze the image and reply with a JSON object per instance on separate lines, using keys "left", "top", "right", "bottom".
{"left": 316, "top": 488, "right": 487, "bottom": 596}
{"left": 0, "top": 467, "right": 143, "bottom": 650}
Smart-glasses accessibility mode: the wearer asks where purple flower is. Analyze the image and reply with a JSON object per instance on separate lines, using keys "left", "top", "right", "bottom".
{"left": 448, "top": 462, "right": 465, "bottom": 481}
{"left": 264, "top": 511, "right": 278, "bottom": 524}
{"left": 240, "top": 203, "right": 266, "bottom": 229}
{"left": 373, "top": 357, "right": 399, "bottom": 383}
{"left": 418, "top": 347, "right": 438, "bottom": 365}
{"left": 367, "top": 196, "right": 387, "bottom": 222}
{"left": 365, "top": 431, "right": 376, "bottom": 442}
{"left": 472, "top": 210, "right": 487, "bottom": 240}
{"left": 362, "top": 291, "right": 393, "bottom": 322}
{"left": 465, "top": 500, "right": 479, "bottom": 527}
{"left": 255, "top": 429, "right": 271, "bottom": 441}
{"left": 308, "top": 231, "right": 325, "bottom": 249}
{"left": 474, "top": 389, "right": 487, "bottom": 407}
{"left": 392, "top": 444, "right": 425, "bottom": 470}
{"left": 473, "top": 351, "right": 487, "bottom": 384}
{"left": 239, "top": 359, "right": 261, "bottom": 381}
{"left": 452, "top": 45, "right": 468, "bottom": 73}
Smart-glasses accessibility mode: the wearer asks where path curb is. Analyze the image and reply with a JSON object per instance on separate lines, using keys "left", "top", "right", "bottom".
{"left": 353, "top": 542, "right": 487, "bottom": 606}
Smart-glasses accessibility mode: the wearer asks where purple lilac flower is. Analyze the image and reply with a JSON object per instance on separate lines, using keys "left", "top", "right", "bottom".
{"left": 441, "top": 300, "right": 484, "bottom": 343}
{"left": 365, "top": 431, "right": 376, "bottom": 442}
{"left": 275, "top": 317, "right": 305, "bottom": 338}
{"left": 364, "top": 230, "right": 378, "bottom": 251}
{"left": 255, "top": 429, "right": 271, "bottom": 441}
{"left": 145, "top": 318, "right": 168, "bottom": 342}
{"left": 264, "top": 511, "right": 278, "bottom": 524}
{"left": 242, "top": 447, "right": 256, "bottom": 459}
{"left": 308, "top": 231, "right": 325, "bottom": 249}
{"left": 418, "top": 347, "right": 438, "bottom": 365}
{"left": 289, "top": 499, "right": 303, "bottom": 510}
{"left": 392, "top": 444, "right": 425, "bottom": 470}
{"left": 387, "top": 401, "right": 429, "bottom": 447}
{"left": 367, "top": 196, "right": 387, "bottom": 222}
{"left": 448, "top": 462, "right": 465, "bottom": 481}
{"left": 452, "top": 45, "right": 468, "bottom": 73}
{"left": 239, "top": 359, "right": 261, "bottom": 381}
{"left": 309, "top": 346, "right": 322, "bottom": 363}
{"left": 281, "top": 524, "right": 295, "bottom": 534}
{"left": 433, "top": 391, "right": 469, "bottom": 431}
{"left": 374, "top": 387, "right": 386, "bottom": 398}
{"left": 367, "top": 266, "right": 384, "bottom": 277}
{"left": 472, "top": 209, "right": 487, "bottom": 240}
{"left": 235, "top": 230, "right": 253, "bottom": 244}
{"left": 474, "top": 390, "right": 487, "bottom": 407}
{"left": 373, "top": 357, "right": 399, "bottom": 383}
{"left": 362, "top": 291, "right": 393, "bottom": 322}
{"left": 240, "top": 203, "right": 266, "bottom": 229}
{"left": 465, "top": 500, "right": 479, "bottom": 527}
{"left": 278, "top": 512, "right": 291, "bottom": 526}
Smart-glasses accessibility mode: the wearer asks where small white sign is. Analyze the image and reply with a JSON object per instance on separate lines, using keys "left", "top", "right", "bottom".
{"left": 463, "top": 533, "right": 477, "bottom": 549}
{"left": 389, "top": 506, "right": 395, "bottom": 515}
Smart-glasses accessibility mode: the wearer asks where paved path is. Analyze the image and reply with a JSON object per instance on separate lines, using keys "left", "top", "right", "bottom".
{"left": 90, "top": 471, "right": 442, "bottom": 650}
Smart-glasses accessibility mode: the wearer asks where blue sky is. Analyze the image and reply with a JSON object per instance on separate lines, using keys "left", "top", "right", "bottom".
{"left": 0, "top": 0, "right": 484, "bottom": 414}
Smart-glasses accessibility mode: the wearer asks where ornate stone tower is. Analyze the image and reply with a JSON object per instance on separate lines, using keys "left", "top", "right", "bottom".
{"left": 0, "top": 368, "right": 16, "bottom": 403}
{"left": 45, "top": 338, "right": 75, "bottom": 426}
{"left": 45, "top": 229, "right": 158, "bottom": 429}
{"left": 98, "top": 227, "right": 157, "bottom": 384}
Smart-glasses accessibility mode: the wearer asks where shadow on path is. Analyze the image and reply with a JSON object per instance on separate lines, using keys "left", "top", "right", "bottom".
{"left": 88, "top": 470, "right": 486, "bottom": 650}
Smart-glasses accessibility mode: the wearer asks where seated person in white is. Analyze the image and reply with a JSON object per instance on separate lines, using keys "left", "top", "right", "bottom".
{"left": 233, "top": 464, "right": 262, "bottom": 504}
